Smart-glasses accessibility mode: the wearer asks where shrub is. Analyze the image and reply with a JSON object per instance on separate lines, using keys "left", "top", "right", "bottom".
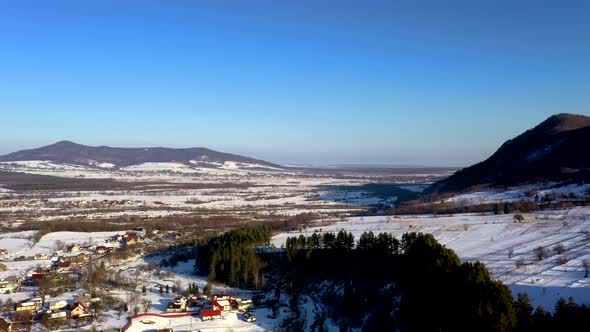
{"left": 534, "top": 247, "right": 546, "bottom": 261}
{"left": 554, "top": 244, "right": 566, "bottom": 255}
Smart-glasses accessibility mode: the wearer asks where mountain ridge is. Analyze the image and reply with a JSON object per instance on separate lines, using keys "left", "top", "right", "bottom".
{"left": 0, "top": 141, "right": 284, "bottom": 169}
{"left": 428, "top": 113, "right": 590, "bottom": 193}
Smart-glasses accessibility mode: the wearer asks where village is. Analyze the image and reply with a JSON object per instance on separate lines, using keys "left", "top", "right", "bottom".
{"left": 0, "top": 227, "right": 264, "bottom": 332}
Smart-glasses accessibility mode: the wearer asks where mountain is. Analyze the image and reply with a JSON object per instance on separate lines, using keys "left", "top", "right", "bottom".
{"left": 0, "top": 141, "right": 284, "bottom": 169}
{"left": 429, "top": 113, "right": 590, "bottom": 193}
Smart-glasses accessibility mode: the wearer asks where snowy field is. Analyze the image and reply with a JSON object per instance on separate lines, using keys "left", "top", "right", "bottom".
{"left": 0, "top": 161, "right": 443, "bottom": 224}
{"left": 272, "top": 207, "right": 590, "bottom": 311}
{"left": 446, "top": 183, "right": 590, "bottom": 205}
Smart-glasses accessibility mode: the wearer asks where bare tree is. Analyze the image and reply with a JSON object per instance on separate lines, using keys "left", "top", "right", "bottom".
{"left": 174, "top": 280, "right": 183, "bottom": 294}
{"left": 142, "top": 299, "right": 152, "bottom": 313}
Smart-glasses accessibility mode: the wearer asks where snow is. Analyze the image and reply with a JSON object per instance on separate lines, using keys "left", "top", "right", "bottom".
{"left": 446, "top": 183, "right": 590, "bottom": 205}
{"left": 125, "top": 312, "right": 272, "bottom": 332}
{"left": 121, "top": 162, "right": 200, "bottom": 173}
{"left": 272, "top": 207, "right": 590, "bottom": 311}
{"left": 97, "top": 162, "right": 116, "bottom": 169}
{"left": 0, "top": 186, "right": 13, "bottom": 193}
{"left": 17, "top": 231, "right": 120, "bottom": 258}
{"left": 0, "top": 231, "right": 36, "bottom": 255}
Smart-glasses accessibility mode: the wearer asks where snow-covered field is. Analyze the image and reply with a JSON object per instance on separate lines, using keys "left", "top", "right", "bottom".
{"left": 446, "top": 183, "right": 590, "bottom": 205}
{"left": 272, "top": 207, "right": 590, "bottom": 311}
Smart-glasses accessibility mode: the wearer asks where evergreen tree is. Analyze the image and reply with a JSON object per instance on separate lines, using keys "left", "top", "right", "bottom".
{"left": 159, "top": 285, "right": 163, "bottom": 294}
{"left": 165, "top": 284, "right": 169, "bottom": 293}
{"left": 531, "top": 306, "right": 552, "bottom": 332}
{"left": 203, "top": 282, "right": 212, "bottom": 296}
{"left": 514, "top": 293, "right": 533, "bottom": 331}
{"left": 142, "top": 285, "right": 146, "bottom": 295}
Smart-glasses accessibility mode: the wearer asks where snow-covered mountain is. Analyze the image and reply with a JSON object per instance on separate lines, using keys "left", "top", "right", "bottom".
{"left": 0, "top": 141, "right": 284, "bottom": 171}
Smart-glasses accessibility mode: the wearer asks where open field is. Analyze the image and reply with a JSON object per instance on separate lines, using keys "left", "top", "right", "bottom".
{"left": 0, "top": 162, "right": 448, "bottom": 227}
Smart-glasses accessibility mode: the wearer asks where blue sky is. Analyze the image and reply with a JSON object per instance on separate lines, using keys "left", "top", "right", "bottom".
{"left": 1, "top": 1, "right": 589, "bottom": 166}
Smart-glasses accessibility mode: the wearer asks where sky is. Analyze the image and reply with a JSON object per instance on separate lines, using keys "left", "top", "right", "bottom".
{"left": 0, "top": 0, "right": 589, "bottom": 166}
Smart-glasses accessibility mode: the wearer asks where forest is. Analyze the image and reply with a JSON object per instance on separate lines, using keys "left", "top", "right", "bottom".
{"left": 195, "top": 226, "right": 590, "bottom": 331}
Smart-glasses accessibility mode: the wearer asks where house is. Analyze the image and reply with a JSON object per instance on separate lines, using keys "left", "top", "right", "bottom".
{"left": 47, "top": 311, "right": 68, "bottom": 322}
{"left": 34, "top": 253, "right": 49, "bottom": 260}
{"left": 95, "top": 246, "right": 111, "bottom": 254}
{"left": 46, "top": 300, "right": 69, "bottom": 311}
{"left": 211, "top": 299, "right": 231, "bottom": 311}
{"left": 166, "top": 302, "right": 183, "bottom": 313}
{"left": 57, "top": 261, "right": 72, "bottom": 272}
{"left": 15, "top": 301, "right": 38, "bottom": 312}
{"left": 0, "top": 249, "right": 8, "bottom": 255}
{"left": 211, "top": 296, "right": 232, "bottom": 311}
{"left": 201, "top": 309, "right": 222, "bottom": 320}
{"left": 0, "top": 277, "right": 19, "bottom": 294}
{"left": 70, "top": 244, "right": 81, "bottom": 252}
{"left": 30, "top": 273, "right": 47, "bottom": 283}
{"left": 187, "top": 297, "right": 204, "bottom": 311}
{"left": 70, "top": 302, "right": 88, "bottom": 318}
{"left": 70, "top": 254, "right": 89, "bottom": 267}
{"left": 123, "top": 233, "right": 139, "bottom": 246}
{"left": 0, "top": 318, "right": 12, "bottom": 332}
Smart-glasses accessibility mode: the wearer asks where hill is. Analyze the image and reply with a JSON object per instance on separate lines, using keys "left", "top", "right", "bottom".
{"left": 0, "top": 141, "right": 283, "bottom": 170}
{"left": 429, "top": 113, "right": 590, "bottom": 193}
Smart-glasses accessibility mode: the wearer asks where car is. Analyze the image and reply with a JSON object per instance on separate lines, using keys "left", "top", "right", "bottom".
{"left": 241, "top": 312, "right": 256, "bottom": 322}
{"left": 141, "top": 320, "right": 156, "bottom": 324}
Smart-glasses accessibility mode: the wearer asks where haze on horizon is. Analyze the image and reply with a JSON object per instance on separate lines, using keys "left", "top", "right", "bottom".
{"left": 1, "top": 1, "right": 589, "bottom": 167}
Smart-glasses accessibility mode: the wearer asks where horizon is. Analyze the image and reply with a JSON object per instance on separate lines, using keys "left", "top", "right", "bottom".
{"left": 1, "top": 1, "right": 589, "bottom": 166}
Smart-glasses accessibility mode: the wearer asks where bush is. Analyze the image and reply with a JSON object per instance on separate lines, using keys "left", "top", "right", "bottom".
{"left": 554, "top": 244, "right": 566, "bottom": 255}
{"left": 556, "top": 257, "right": 569, "bottom": 265}
{"left": 534, "top": 247, "right": 546, "bottom": 261}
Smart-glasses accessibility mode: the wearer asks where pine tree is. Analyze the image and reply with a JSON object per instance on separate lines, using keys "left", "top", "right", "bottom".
{"left": 142, "top": 285, "right": 146, "bottom": 295}
{"left": 159, "top": 285, "right": 163, "bottom": 294}
{"left": 514, "top": 293, "right": 533, "bottom": 331}
{"left": 165, "top": 285, "right": 169, "bottom": 294}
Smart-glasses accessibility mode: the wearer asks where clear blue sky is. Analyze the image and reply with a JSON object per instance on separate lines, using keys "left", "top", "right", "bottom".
{"left": 1, "top": 1, "right": 589, "bottom": 166}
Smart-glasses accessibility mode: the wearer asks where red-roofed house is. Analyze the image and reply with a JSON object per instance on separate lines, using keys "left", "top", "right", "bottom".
{"left": 211, "top": 299, "right": 231, "bottom": 311}
{"left": 124, "top": 233, "right": 139, "bottom": 246}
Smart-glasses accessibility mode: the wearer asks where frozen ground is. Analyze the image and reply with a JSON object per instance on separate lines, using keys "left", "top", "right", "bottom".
{"left": 272, "top": 207, "right": 590, "bottom": 311}
{"left": 446, "top": 183, "right": 590, "bottom": 205}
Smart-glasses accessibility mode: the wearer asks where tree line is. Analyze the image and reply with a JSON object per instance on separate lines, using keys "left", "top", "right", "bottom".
{"left": 195, "top": 225, "right": 271, "bottom": 288}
